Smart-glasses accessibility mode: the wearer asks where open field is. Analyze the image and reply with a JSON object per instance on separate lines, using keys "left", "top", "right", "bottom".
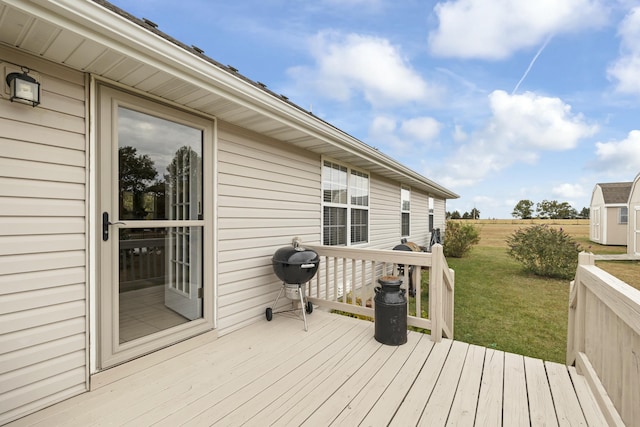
{"left": 440, "top": 219, "right": 640, "bottom": 363}
{"left": 457, "top": 219, "right": 639, "bottom": 288}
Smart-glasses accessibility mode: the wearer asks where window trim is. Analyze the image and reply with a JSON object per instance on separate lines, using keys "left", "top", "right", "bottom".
{"left": 322, "top": 158, "right": 370, "bottom": 246}
{"left": 401, "top": 185, "right": 411, "bottom": 237}
{"left": 620, "top": 206, "right": 629, "bottom": 224}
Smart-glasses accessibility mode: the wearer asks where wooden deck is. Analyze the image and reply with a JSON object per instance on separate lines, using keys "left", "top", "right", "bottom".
{"left": 10, "top": 309, "right": 608, "bottom": 426}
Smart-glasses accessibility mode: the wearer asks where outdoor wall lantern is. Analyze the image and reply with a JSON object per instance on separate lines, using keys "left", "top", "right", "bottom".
{"left": 5, "top": 69, "right": 40, "bottom": 107}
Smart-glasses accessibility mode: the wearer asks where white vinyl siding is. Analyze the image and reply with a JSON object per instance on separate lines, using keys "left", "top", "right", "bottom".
{"left": 410, "top": 190, "right": 429, "bottom": 244}
{"left": 367, "top": 176, "right": 446, "bottom": 250}
{"left": 433, "top": 198, "right": 447, "bottom": 234}
{"left": 0, "top": 46, "right": 87, "bottom": 425}
{"left": 216, "top": 123, "right": 321, "bottom": 334}
{"left": 369, "top": 175, "right": 402, "bottom": 248}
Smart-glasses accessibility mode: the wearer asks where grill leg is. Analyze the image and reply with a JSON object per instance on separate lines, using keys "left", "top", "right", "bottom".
{"left": 298, "top": 284, "right": 308, "bottom": 332}
{"left": 271, "top": 283, "right": 285, "bottom": 311}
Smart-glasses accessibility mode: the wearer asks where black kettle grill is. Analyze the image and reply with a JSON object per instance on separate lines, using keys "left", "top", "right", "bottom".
{"left": 266, "top": 240, "right": 320, "bottom": 331}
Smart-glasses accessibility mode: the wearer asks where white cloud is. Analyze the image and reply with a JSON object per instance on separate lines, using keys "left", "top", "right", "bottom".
{"left": 437, "top": 90, "right": 597, "bottom": 188}
{"left": 552, "top": 183, "right": 586, "bottom": 199}
{"left": 428, "top": 0, "right": 609, "bottom": 59}
{"left": 370, "top": 116, "right": 397, "bottom": 134}
{"left": 288, "top": 31, "right": 438, "bottom": 106}
{"left": 488, "top": 90, "right": 598, "bottom": 152}
{"left": 322, "top": 0, "right": 381, "bottom": 6}
{"left": 400, "top": 117, "right": 441, "bottom": 141}
{"left": 608, "top": 7, "right": 640, "bottom": 94}
{"left": 369, "top": 115, "right": 441, "bottom": 154}
{"left": 593, "top": 130, "right": 640, "bottom": 173}
{"left": 452, "top": 124, "right": 467, "bottom": 142}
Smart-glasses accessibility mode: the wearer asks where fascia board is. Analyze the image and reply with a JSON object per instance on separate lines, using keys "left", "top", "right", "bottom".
{"left": 13, "top": 0, "right": 458, "bottom": 199}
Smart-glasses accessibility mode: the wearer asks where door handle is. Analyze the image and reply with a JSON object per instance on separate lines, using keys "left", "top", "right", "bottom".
{"left": 102, "top": 212, "right": 125, "bottom": 241}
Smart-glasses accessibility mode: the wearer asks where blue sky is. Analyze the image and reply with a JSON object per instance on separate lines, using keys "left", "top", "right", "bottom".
{"left": 110, "top": 0, "right": 640, "bottom": 218}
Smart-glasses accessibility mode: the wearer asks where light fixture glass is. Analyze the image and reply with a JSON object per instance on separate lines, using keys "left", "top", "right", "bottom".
{"left": 6, "top": 71, "right": 40, "bottom": 106}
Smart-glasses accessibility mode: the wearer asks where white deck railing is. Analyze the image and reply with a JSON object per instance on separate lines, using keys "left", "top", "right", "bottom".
{"left": 567, "top": 252, "right": 640, "bottom": 426}
{"left": 303, "top": 243, "right": 454, "bottom": 342}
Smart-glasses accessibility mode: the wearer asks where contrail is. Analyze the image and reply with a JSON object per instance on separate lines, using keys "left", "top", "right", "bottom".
{"left": 512, "top": 34, "right": 554, "bottom": 94}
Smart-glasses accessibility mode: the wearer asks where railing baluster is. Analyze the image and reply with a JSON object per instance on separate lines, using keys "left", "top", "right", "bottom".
{"left": 415, "top": 266, "right": 421, "bottom": 318}
{"left": 303, "top": 243, "right": 453, "bottom": 342}
{"left": 333, "top": 257, "right": 338, "bottom": 301}
{"left": 360, "top": 259, "right": 365, "bottom": 307}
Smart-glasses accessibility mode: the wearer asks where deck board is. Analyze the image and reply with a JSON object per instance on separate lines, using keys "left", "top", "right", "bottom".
{"left": 525, "top": 356, "right": 560, "bottom": 426}
{"left": 358, "top": 333, "right": 435, "bottom": 426}
{"left": 8, "top": 309, "right": 610, "bottom": 427}
{"left": 445, "top": 344, "right": 485, "bottom": 426}
{"left": 330, "top": 332, "right": 424, "bottom": 426}
{"left": 503, "top": 352, "right": 529, "bottom": 426}
{"left": 545, "top": 361, "right": 588, "bottom": 426}
{"left": 475, "top": 348, "right": 504, "bottom": 426}
{"left": 418, "top": 340, "right": 468, "bottom": 426}
{"left": 389, "top": 338, "right": 453, "bottom": 426}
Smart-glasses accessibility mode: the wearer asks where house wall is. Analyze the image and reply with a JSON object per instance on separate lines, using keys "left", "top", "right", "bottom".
{"left": 605, "top": 206, "right": 627, "bottom": 246}
{"left": 368, "top": 177, "right": 442, "bottom": 250}
{"left": 0, "top": 46, "right": 88, "bottom": 424}
{"left": 214, "top": 122, "right": 447, "bottom": 334}
{"left": 433, "top": 198, "right": 447, "bottom": 233}
{"left": 216, "top": 123, "right": 321, "bottom": 334}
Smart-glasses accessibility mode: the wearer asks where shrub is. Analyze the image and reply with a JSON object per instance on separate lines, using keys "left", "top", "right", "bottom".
{"left": 443, "top": 221, "right": 480, "bottom": 258}
{"left": 506, "top": 225, "right": 582, "bottom": 279}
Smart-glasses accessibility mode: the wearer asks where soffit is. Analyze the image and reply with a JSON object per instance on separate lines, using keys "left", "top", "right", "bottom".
{"left": 0, "top": 0, "right": 458, "bottom": 199}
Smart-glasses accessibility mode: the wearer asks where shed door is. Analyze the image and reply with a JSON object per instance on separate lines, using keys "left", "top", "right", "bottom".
{"left": 592, "top": 208, "right": 600, "bottom": 241}
{"left": 98, "top": 85, "right": 214, "bottom": 369}
{"left": 635, "top": 207, "right": 640, "bottom": 256}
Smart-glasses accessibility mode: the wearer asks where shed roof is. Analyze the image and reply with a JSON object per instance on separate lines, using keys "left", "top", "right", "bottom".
{"left": 597, "top": 182, "right": 632, "bottom": 204}
{"left": 0, "top": 0, "right": 458, "bottom": 200}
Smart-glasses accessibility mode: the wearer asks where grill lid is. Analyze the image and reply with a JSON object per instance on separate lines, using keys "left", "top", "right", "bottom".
{"left": 272, "top": 245, "right": 319, "bottom": 265}
{"left": 272, "top": 244, "right": 320, "bottom": 284}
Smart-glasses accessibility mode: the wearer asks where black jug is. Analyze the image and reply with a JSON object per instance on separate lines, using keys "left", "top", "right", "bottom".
{"left": 374, "top": 275, "right": 407, "bottom": 345}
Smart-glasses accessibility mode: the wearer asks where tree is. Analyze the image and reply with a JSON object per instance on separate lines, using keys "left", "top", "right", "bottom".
{"left": 536, "top": 200, "right": 577, "bottom": 219}
{"left": 579, "top": 207, "right": 590, "bottom": 219}
{"left": 470, "top": 208, "right": 480, "bottom": 220}
{"left": 512, "top": 199, "right": 534, "bottom": 219}
{"left": 450, "top": 210, "right": 461, "bottom": 219}
{"left": 119, "top": 146, "right": 158, "bottom": 219}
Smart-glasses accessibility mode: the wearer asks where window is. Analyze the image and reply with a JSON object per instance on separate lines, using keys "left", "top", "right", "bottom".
{"left": 429, "top": 197, "right": 434, "bottom": 231}
{"left": 401, "top": 186, "right": 411, "bottom": 237}
{"left": 323, "top": 160, "right": 369, "bottom": 245}
{"left": 620, "top": 206, "right": 629, "bottom": 224}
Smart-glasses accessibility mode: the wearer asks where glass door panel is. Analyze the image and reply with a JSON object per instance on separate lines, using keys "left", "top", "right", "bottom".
{"left": 117, "top": 107, "right": 204, "bottom": 341}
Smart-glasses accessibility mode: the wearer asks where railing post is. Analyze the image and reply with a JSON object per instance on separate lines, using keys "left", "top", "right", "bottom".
{"left": 430, "top": 244, "right": 443, "bottom": 342}
{"left": 448, "top": 268, "right": 455, "bottom": 338}
{"left": 567, "top": 251, "right": 594, "bottom": 367}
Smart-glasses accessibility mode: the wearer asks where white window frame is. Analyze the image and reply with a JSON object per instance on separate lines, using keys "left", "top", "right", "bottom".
{"left": 620, "top": 206, "right": 629, "bottom": 224}
{"left": 401, "top": 185, "right": 411, "bottom": 237}
{"left": 322, "top": 159, "right": 370, "bottom": 246}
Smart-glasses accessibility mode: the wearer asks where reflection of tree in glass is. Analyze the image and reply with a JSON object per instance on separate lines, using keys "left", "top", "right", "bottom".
{"left": 166, "top": 146, "right": 201, "bottom": 220}
{"left": 119, "top": 146, "right": 157, "bottom": 219}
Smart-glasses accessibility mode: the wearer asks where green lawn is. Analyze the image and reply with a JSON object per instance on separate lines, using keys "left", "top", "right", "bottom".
{"left": 428, "top": 220, "right": 638, "bottom": 363}
{"left": 443, "top": 246, "right": 569, "bottom": 363}
{"left": 345, "top": 219, "right": 638, "bottom": 363}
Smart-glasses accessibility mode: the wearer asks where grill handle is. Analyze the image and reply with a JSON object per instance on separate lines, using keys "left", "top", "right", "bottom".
{"left": 301, "top": 263, "right": 316, "bottom": 269}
